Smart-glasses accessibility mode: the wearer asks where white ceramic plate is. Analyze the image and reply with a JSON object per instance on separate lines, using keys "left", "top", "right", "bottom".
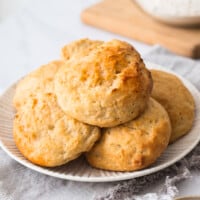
{"left": 0, "top": 62, "right": 200, "bottom": 182}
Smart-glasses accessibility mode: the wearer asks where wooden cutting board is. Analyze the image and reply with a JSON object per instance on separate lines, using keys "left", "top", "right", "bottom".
{"left": 81, "top": 0, "right": 200, "bottom": 58}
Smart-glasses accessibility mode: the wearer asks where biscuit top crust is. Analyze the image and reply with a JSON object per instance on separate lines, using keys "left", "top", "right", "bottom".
{"left": 76, "top": 39, "right": 148, "bottom": 87}
{"left": 61, "top": 38, "right": 103, "bottom": 60}
{"left": 13, "top": 61, "right": 63, "bottom": 110}
{"left": 55, "top": 39, "right": 153, "bottom": 127}
{"left": 59, "top": 39, "right": 151, "bottom": 91}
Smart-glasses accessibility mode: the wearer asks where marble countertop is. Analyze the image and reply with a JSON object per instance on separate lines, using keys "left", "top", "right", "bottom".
{"left": 0, "top": 0, "right": 199, "bottom": 198}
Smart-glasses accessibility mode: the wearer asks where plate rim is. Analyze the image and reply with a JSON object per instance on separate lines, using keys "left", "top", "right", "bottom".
{"left": 0, "top": 61, "right": 200, "bottom": 182}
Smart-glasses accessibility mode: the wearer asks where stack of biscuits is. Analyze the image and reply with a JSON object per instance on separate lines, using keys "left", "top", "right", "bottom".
{"left": 13, "top": 39, "right": 195, "bottom": 171}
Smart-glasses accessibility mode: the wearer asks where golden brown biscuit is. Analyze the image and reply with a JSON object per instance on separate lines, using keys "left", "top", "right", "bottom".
{"left": 55, "top": 39, "right": 153, "bottom": 127}
{"left": 151, "top": 70, "right": 195, "bottom": 143}
{"left": 86, "top": 98, "right": 171, "bottom": 172}
{"left": 61, "top": 38, "right": 103, "bottom": 60}
{"left": 13, "top": 61, "right": 100, "bottom": 167}
{"left": 14, "top": 93, "right": 100, "bottom": 167}
{"left": 13, "top": 61, "right": 62, "bottom": 110}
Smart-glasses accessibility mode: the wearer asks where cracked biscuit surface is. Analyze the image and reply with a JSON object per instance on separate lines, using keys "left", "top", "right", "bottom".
{"left": 13, "top": 61, "right": 62, "bottom": 110}
{"left": 55, "top": 39, "right": 153, "bottom": 127}
{"left": 151, "top": 70, "right": 195, "bottom": 143}
{"left": 86, "top": 98, "right": 171, "bottom": 172}
{"left": 61, "top": 38, "right": 103, "bottom": 60}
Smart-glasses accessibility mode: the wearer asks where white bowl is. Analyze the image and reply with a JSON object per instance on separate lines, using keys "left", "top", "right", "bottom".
{"left": 175, "top": 197, "right": 200, "bottom": 200}
{"left": 135, "top": 0, "right": 200, "bottom": 26}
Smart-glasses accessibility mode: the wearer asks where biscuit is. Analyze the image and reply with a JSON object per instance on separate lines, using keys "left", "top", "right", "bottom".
{"left": 55, "top": 39, "right": 153, "bottom": 127}
{"left": 151, "top": 70, "right": 195, "bottom": 143}
{"left": 61, "top": 38, "right": 103, "bottom": 60}
{"left": 14, "top": 94, "right": 100, "bottom": 167}
{"left": 86, "top": 98, "right": 171, "bottom": 171}
{"left": 13, "top": 61, "right": 62, "bottom": 110}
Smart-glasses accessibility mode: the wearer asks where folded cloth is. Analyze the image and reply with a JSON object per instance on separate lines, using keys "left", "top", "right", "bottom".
{"left": 144, "top": 45, "right": 200, "bottom": 91}
{"left": 0, "top": 46, "right": 200, "bottom": 200}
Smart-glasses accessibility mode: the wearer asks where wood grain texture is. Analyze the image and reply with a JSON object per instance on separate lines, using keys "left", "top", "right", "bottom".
{"left": 81, "top": 0, "right": 200, "bottom": 58}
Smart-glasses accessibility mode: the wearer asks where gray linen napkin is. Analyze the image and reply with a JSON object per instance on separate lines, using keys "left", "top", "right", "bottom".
{"left": 0, "top": 46, "right": 200, "bottom": 200}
